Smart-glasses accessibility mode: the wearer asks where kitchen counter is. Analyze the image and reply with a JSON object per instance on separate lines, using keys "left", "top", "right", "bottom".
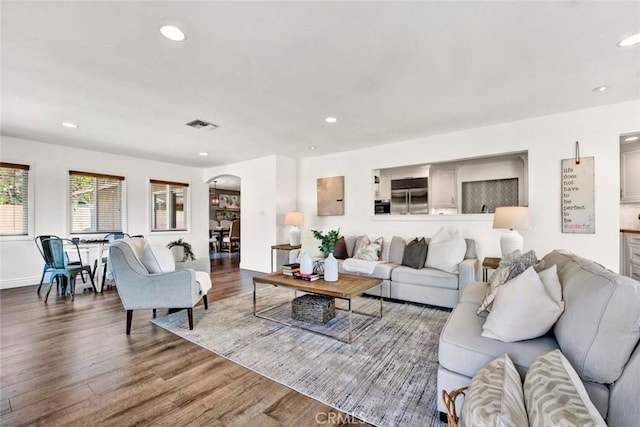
{"left": 621, "top": 229, "right": 640, "bottom": 234}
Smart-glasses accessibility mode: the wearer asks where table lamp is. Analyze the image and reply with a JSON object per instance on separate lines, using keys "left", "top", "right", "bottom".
{"left": 493, "top": 206, "right": 530, "bottom": 257}
{"left": 285, "top": 211, "right": 304, "bottom": 246}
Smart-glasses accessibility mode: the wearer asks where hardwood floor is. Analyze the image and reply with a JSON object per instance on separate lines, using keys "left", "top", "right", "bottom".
{"left": 0, "top": 255, "right": 365, "bottom": 426}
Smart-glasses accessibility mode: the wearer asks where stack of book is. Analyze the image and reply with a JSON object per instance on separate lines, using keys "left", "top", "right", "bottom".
{"left": 293, "top": 272, "right": 320, "bottom": 281}
{"left": 282, "top": 263, "right": 300, "bottom": 276}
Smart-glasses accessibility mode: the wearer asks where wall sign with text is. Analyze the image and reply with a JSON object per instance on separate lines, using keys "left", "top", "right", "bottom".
{"left": 561, "top": 156, "right": 595, "bottom": 234}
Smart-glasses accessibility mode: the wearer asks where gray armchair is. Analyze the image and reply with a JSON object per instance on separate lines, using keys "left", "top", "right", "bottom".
{"left": 109, "top": 240, "right": 209, "bottom": 334}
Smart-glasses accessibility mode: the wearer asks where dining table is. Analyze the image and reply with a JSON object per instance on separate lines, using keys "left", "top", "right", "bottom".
{"left": 67, "top": 239, "right": 109, "bottom": 292}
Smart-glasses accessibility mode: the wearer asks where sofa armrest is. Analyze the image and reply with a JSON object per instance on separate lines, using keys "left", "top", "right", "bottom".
{"left": 458, "top": 258, "right": 478, "bottom": 296}
{"left": 176, "top": 257, "right": 210, "bottom": 273}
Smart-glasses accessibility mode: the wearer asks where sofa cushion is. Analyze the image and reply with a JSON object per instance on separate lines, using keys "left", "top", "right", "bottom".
{"left": 140, "top": 243, "right": 175, "bottom": 274}
{"left": 524, "top": 350, "right": 606, "bottom": 427}
{"left": 392, "top": 266, "right": 458, "bottom": 290}
{"left": 481, "top": 266, "right": 564, "bottom": 342}
{"left": 439, "top": 301, "right": 559, "bottom": 379}
{"left": 401, "top": 237, "right": 428, "bottom": 269}
{"left": 425, "top": 228, "right": 466, "bottom": 273}
{"left": 459, "top": 353, "right": 528, "bottom": 427}
{"left": 546, "top": 250, "right": 640, "bottom": 384}
{"left": 388, "top": 236, "right": 406, "bottom": 265}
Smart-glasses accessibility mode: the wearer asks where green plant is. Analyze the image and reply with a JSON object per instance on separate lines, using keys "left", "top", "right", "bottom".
{"left": 166, "top": 238, "right": 196, "bottom": 261}
{"left": 311, "top": 228, "right": 341, "bottom": 254}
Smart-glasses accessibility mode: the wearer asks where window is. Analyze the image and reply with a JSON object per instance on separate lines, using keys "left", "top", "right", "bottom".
{"left": 150, "top": 180, "right": 189, "bottom": 231}
{"left": 0, "top": 162, "right": 30, "bottom": 236}
{"left": 69, "top": 170, "right": 124, "bottom": 234}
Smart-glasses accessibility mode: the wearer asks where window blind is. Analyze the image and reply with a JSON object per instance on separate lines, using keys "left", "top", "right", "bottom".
{"left": 150, "top": 180, "right": 188, "bottom": 231}
{"left": 69, "top": 170, "right": 124, "bottom": 234}
{"left": 0, "top": 162, "right": 30, "bottom": 236}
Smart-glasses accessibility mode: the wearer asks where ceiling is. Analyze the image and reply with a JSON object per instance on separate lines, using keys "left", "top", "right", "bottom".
{"left": 2, "top": 1, "right": 639, "bottom": 168}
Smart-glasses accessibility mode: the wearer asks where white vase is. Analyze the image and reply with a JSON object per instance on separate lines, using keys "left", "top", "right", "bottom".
{"left": 300, "top": 252, "right": 314, "bottom": 275}
{"left": 324, "top": 253, "right": 338, "bottom": 282}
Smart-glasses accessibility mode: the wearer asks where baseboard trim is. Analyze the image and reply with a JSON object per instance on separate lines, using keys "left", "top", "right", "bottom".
{"left": 1, "top": 276, "right": 39, "bottom": 289}
{"left": 239, "top": 262, "right": 268, "bottom": 273}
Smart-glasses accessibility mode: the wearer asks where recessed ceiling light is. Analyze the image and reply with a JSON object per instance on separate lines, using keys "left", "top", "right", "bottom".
{"left": 592, "top": 85, "right": 611, "bottom": 93}
{"left": 198, "top": 152, "right": 208, "bottom": 157}
{"left": 624, "top": 136, "right": 639, "bottom": 142}
{"left": 160, "top": 25, "right": 186, "bottom": 42}
{"left": 309, "top": 146, "right": 317, "bottom": 150}
{"left": 324, "top": 117, "right": 337, "bottom": 123}
{"left": 62, "top": 121, "right": 78, "bottom": 128}
{"left": 617, "top": 33, "right": 640, "bottom": 47}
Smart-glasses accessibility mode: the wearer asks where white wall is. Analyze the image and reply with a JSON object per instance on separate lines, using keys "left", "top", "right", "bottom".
{"left": 0, "top": 136, "right": 210, "bottom": 288}
{"left": 297, "top": 101, "right": 640, "bottom": 272}
{"left": 204, "top": 154, "right": 297, "bottom": 273}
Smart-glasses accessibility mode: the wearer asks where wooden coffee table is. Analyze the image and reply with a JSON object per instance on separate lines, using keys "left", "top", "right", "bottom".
{"left": 252, "top": 272, "right": 383, "bottom": 343}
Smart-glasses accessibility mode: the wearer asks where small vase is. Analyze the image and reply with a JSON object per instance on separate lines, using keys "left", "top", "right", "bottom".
{"left": 300, "top": 252, "right": 314, "bottom": 275}
{"left": 324, "top": 253, "right": 338, "bottom": 282}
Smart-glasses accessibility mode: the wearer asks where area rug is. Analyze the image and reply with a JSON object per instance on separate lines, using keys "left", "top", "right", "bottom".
{"left": 152, "top": 286, "right": 450, "bottom": 427}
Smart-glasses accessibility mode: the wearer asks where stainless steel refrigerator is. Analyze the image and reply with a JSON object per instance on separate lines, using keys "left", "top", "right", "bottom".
{"left": 390, "top": 177, "right": 429, "bottom": 215}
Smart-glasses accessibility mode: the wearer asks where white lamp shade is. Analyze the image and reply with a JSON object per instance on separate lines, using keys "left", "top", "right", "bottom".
{"left": 285, "top": 211, "right": 304, "bottom": 226}
{"left": 493, "top": 206, "right": 530, "bottom": 230}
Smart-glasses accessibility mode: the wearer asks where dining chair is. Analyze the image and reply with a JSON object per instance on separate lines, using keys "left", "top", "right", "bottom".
{"left": 35, "top": 234, "right": 86, "bottom": 295}
{"left": 40, "top": 237, "right": 96, "bottom": 302}
{"left": 99, "top": 232, "right": 131, "bottom": 289}
{"left": 222, "top": 220, "right": 240, "bottom": 252}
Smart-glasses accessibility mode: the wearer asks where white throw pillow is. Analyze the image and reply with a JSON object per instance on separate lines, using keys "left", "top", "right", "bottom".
{"left": 425, "top": 228, "right": 466, "bottom": 273}
{"left": 122, "top": 238, "right": 146, "bottom": 260}
{"left": 140, "top": 243, "right": 176, "bottom": 274}
{"left": 482, "top": 266, "right": 564, "bottom": 342}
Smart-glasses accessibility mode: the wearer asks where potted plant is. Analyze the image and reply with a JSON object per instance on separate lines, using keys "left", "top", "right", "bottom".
{"left": 311, "top": 228, "right": 341, "bottom": 255}
{"left": 167, "top": 238, "right": 196, "bottom": 262}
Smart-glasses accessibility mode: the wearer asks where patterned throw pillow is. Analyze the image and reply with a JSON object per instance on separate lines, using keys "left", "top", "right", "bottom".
{"left": 459, "top": 353, "right": 528, "bottom": 427}
{"left": 477, "top": 250, "right": 539, "bottom": 315}
{"left": 524, "top": 350, "right": 606, "bottom": 427}
{"left": 354, "top": 236, "right": 383, "bottom": 261}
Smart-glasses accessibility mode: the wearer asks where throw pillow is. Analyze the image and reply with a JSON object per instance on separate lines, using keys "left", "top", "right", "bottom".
{"left": 332, "top": 236, "right": 349, "bottom": 260}
{"left": 524, "top": 350, "right": 607, "bottom": 427}
{"left": 388, "top": 236, "right": 406, "bottom": 264}
{"left": 122, "top": 237, "right": 146, "bottom": 260}
{"left": 195, "top": 270, "right": 212, "bottom": 294}
{"left": 401, "top": 237, "right": 428, "bottom": 269}
{"left": 424, "top": 228, "right": 466, "bottom": 273}
{"left": 354, "top": 236, "right": 383, "bottom": 261}
{"left": 481, "top": 266, "right": 564, "bottom": 342}
{"left": 478, "top": 249, "right": 539, "bottom": 315}
{"left": 140, "top": 243, "right": 176, "bottom": 274}
{"left": 459, "top": 353, "right": 528, "bottom": 427}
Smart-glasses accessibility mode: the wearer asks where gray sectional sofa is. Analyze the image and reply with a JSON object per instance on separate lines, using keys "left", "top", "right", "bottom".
{"left": 437, "top": 250, "right": 640, "bottom": 426}
{"left": 293, "top": 235, "right": 478, "bottom": 309}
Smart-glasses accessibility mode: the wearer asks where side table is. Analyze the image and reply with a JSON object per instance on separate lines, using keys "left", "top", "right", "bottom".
{"left": 271, "top": 243, "right": 301, "bottom": 272}
{"left": 482, "top": 257, "right": 501, "bottom": 282}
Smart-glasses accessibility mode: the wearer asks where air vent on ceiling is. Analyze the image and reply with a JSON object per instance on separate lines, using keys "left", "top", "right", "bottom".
{"left": 185, "top": 119, "right": 219, "bottom": 130}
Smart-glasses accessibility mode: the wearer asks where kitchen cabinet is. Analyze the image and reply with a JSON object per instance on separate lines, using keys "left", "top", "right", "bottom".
{"left": 621, "top": 145, "right": 640, "bottom": 203}
{"left": 622, "top": 232, "right": 640, "bottom": 281}
{"left": 430, "top": 167, "right": 457, "bottom": 208}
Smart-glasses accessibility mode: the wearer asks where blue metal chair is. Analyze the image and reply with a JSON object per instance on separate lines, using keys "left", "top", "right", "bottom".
{"left": 35, "top": 235, "right": 85, "bottom": 295}
{"left": 41, "top": 237, "right": 96, "bottom": 302}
